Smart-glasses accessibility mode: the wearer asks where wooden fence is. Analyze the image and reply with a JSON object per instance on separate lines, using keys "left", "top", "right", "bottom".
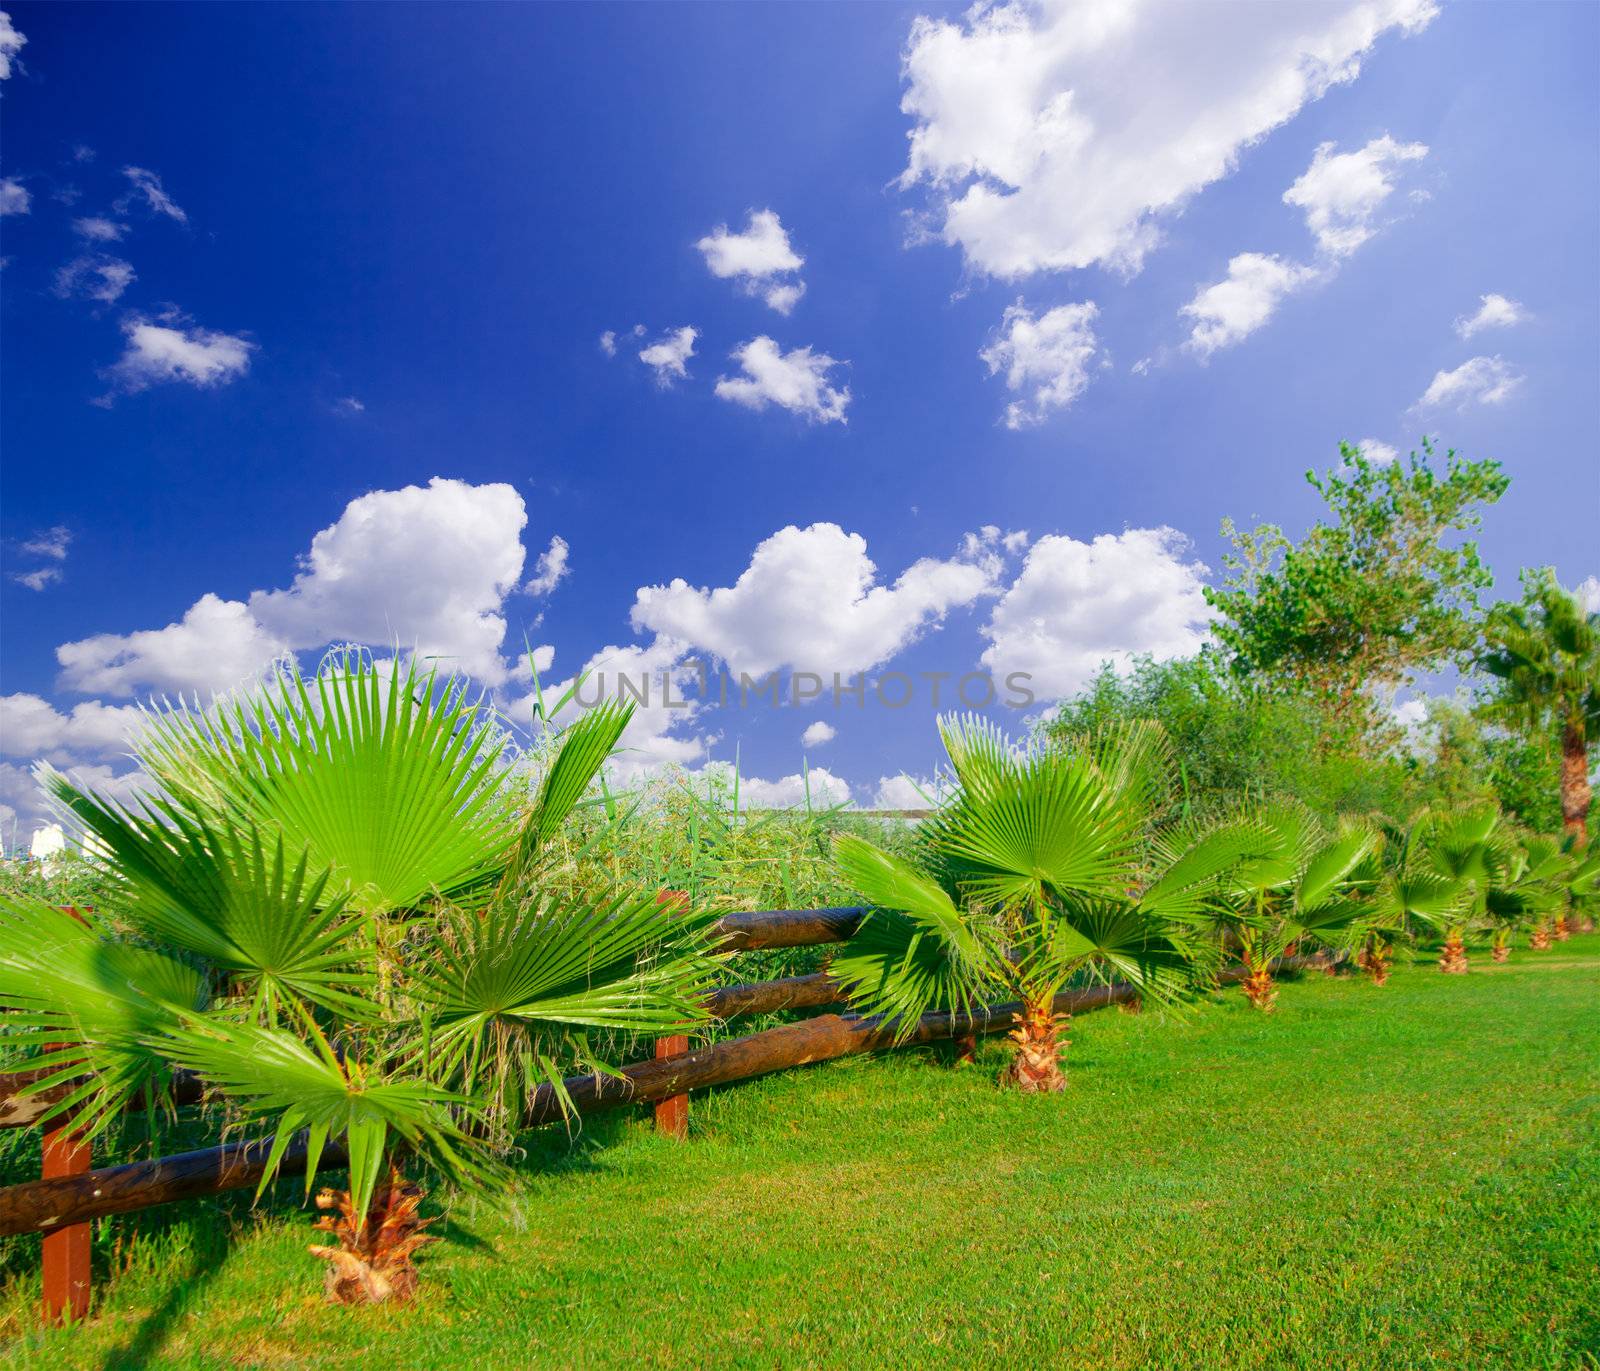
{"left": 0, "top": 903, "right": 1311, "bottom": 1326}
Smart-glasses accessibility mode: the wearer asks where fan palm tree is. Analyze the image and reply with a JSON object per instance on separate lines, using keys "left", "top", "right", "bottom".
{"left": 1408, "top": 803, "right": 1508, "bottom": 973}
{"left": 1156, "top": 803, "right": 1380, "bottom": 1010}
{"left": 1480, "top": 570, "right": 1600, "bottom": 842}
{"left": 0, "top": 656, "right": 716, "bottom": 1304}
{"left": 827, "top": 717, "right": 1214, "bottom": 1093}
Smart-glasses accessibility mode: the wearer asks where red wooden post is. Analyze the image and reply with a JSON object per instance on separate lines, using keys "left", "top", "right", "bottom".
{"left": 42, "top": 906, "right": 92, "bottom": 1323}
{"left": 654, "top": 891, "right": 691, "bottom": 1139}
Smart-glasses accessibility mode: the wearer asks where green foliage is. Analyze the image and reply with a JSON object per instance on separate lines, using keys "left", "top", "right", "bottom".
{"left": 1481, "top": 567, "right": 1600, "bottom": 743}
{"left": 0, "top": 658, "right": 715, "bottom": 1234}
{"left": 830, "top": 716, "right": 1205, "bottom": 1041}
{"left": 1206, "top": 439, "right": 1507, "bottom": 725}
{"left": 1040, "top": 653, "right": 1413, "bottom": 823}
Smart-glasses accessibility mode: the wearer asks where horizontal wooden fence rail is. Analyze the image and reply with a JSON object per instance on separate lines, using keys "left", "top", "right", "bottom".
{"left": 0, "top": 956, "right": 1316, "bottom": 1239}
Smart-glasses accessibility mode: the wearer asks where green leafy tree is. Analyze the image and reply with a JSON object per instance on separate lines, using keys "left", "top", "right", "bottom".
{"left": 1207, "top": 440, "right": 1508, "bottom": 732}
{"left": 0, "top": 658, "right": 716, "bottom": 1304}
{"left": 827, "top": 717, "right": 1218, "bottom": 1093}
{"left": 1480, "top": 570, "right": 1600, "bottom": 841}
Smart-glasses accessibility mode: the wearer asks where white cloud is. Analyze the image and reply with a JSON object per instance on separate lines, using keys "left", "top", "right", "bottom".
{"left": 57, "top": 594, "right": 289, "bottom": 698}
{"left": 0, "top": 759, "right": 152, "bottom": 843}
{"left": 631, "top": 522, "right": 998, "bottom": 678}
{"left": 333, "top": 395, "right": 365, "bottom": 416}
{"left": 1282, "top": 134, "right": 1428, "bottom": 257}
{"left": 1455, "top": 293, "right": 1529, "bottom": 340}
{"left": 73, "top": 216, "right": 126, "bottom": 242}
{"left": 979, "top": 299, "right": 1099, "bottom": 427}
{"left": 520, "top": 636, "right": 709, "bottom": 779}
{"left": 696, "top": 209, "right": 806, "bottom": 312}
{"left": 0, "top": 177, "right": 29, "bottom": 215}
{"left": 873, "top": 774, "right": 945, "bottom": 809}
{"left": 1416, "top": 355, "right": 1524, "bottom": 410}
{"left": 897, "top": 0, "right": 1437, "bottom": 279}
{"left": 57, "top": 479, "right": 531, "bottom": 695}
{"left": 638, "top": 326, "right": 697, "bottom": 386}
{"left": 55, "top": 254, "right": 136, "bottom": 304}
{"left": 13, "top": 568, "right": 62, "bottom": 591}
{"left": 1575, "top": 576, "right": 1599, "bottom": 615}
{"left": 10, "top": 526, "right": 70, "bottom": 588}
{"left": 734, "top": 766, "right": 852, "bottom": 809}
{"left": 102, "top": 317, "right": 255, "bottom": 397}
{"left": 714, "top": 337, "right": 850, "bottom": 424}
{"left": 0, "top": 694, "right": 146, "bottom": 761}
{"left": 762, "top": 282, "right": 806, "bottom": 316}
{"left": 598, "top": 330, "right": 617, "bottom": 357}
{"left": 1182, "top": 253, "right": 1320, "bottom": 356}
{"left": 18, "top": 526, "right": 70, "bottom": 561}
{"left": 0, "top": 10, "right": 24, "bottom": 80}
{"left": 801, "top": 720, "right": 836, "bottom": 748}
{"left": 979, "top": 526, "right": 1211, "bottom": 699}
{"left": 118, "top": 166, "right": 187, "bottom": 223}
{"left": 524, "top": 534, "right": 570, "bottom": 597}
{"left": 1355, "top": 438, "right": 1398, "bottom": 465}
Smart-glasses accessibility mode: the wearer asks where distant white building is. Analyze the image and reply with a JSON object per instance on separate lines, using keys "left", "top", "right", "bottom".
{"left": 29, "top": 823, "right": 67, "bottom": 865}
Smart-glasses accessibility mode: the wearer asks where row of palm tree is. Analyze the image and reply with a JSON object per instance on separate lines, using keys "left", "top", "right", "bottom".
{"left": 828, "top": 716, "right": 1598, "bottom": 1090}
{"left": 1, "top": 662, "right": 1593, "bottom": 1303}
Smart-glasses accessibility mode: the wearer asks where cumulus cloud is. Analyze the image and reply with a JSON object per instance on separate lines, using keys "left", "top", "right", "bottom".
{"left": 979, "top": 299, "right": 1100, "bottom": 427}
{"left": 57, "top": 594, "right": 288, "bottom": 698}
{"left": 0, "top": 758, "right": 152, "bottom": 840}
{"left": 1416, "top": 355, "right": 1524, "bottom": 410}
{"left": 0, "top": 694, "right": 146, "bottom": 761}
{"left": 524, "top": 534, "right": 570, "bottom": 597}
{"left": 1282, "top": 134, "right": 1428, "bottom": 257}
{"left": 1354, "top": 438, "right": 1398, "bottom": 465}
{"left": 1455, "top": 293, "right": 1529, "bottom": 340}
{"left": 518, "top": 636, "right": 710, "bottom": 779}
{"left": 1577, "top": 576, "right": 1600, "bottom": 615}
{"left": 979, "top": 526, "right": 1212, "bottom": 699}
{"left": 1182, "top": 253, "right": 1321, "bottom": 356}
{"left": 118, "top": 166, "right": 187, "bottom": 223}
{"left": 12, "top": 567, "right": 62, "bottom": 591}
{"left": 72, "top": 216, "right": 126, "bottom": 242}
{"left": 101, "top": 316, "right": 255, "bottom": 397}
{"left": 638, "top": 326, "right": 697, "bottom": 386}
{"left": 873, "top": 774, "right": 945, "bottom": 809}
{"left": 54, "top": 254, "right": 136, "bottom": 304}
{"left": 0, "top": 10, "right": 24, "bottom": 80}
{"left": 333, "top": 395, "right": 365, "bottom": 416}
{"left": 714, "top": 337, "right": 850, "bottom": 424}
{"left": 631, "top": 522, "right": 999, "bottom": 678}
{"left": 57, "top": 479, "right": 532, "bottom": 695}
{"left": 801, "top": 720, "right": 836, "bottom": 748}
{"left": 734, "top": 766, "right": 851, "bottom": 809}
{"left": 696, "top": 209, "right": 806, "bottom": 312}
{"left": 598, "top": 330, "right": 617, "bottom": 357}
{"left": 0, "top": 177, "right": 29, "bottom": 216}
{"left": 897, "top": 0, "right": 1436, "bottom": 280}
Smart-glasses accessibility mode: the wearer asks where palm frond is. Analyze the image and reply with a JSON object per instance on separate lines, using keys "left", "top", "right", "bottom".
{"left": 0, "top": 895, "right": 207, "bottom": 1138}
{"left": 137, "top": 655, "right": 517, "bottom": 914}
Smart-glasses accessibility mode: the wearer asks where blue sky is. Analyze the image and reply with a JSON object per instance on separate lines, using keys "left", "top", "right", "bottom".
{"left": 1, "top": 0, "right": 1596, "bottom": 837}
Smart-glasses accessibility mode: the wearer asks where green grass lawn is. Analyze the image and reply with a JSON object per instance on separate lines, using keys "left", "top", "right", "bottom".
{"left": 4, "top": 938, "right": 1598, "bottom": 1369}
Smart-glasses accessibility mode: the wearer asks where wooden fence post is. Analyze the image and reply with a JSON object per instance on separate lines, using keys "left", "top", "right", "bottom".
{"left": 655, "top": 891, "right": 691, "bottom": 1139}
{"left": 43, "top": 906, "right": 91, "bottom": 1324}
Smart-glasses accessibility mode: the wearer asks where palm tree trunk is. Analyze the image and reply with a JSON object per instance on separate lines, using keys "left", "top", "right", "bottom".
{"left": 1438, "top": 932, "right": 1469, "bottom": 974}
{"left": 1003, "top": 1002, "right": 1067, "bottom": 1093}
{"left": 1358, "top": 940, "right": 1392, "bottom": 986}
{"left": 1530, "top": 923, "right": 1552, "bottom": 951}
{"left": 1491, "top": 943, "right": 1510, "bottom": 963}
{"left": 1241, "top": 956, "right": 1277, "bottom": 1011}
{"left": 1552, "top": 913, "right": 1571, "bottom": 941}
{"left": 1560, "top": 719, "right": 1591, "bottom": 842}
{"left": 309, "top": 1165, "right": 435, "bottom": 1304}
